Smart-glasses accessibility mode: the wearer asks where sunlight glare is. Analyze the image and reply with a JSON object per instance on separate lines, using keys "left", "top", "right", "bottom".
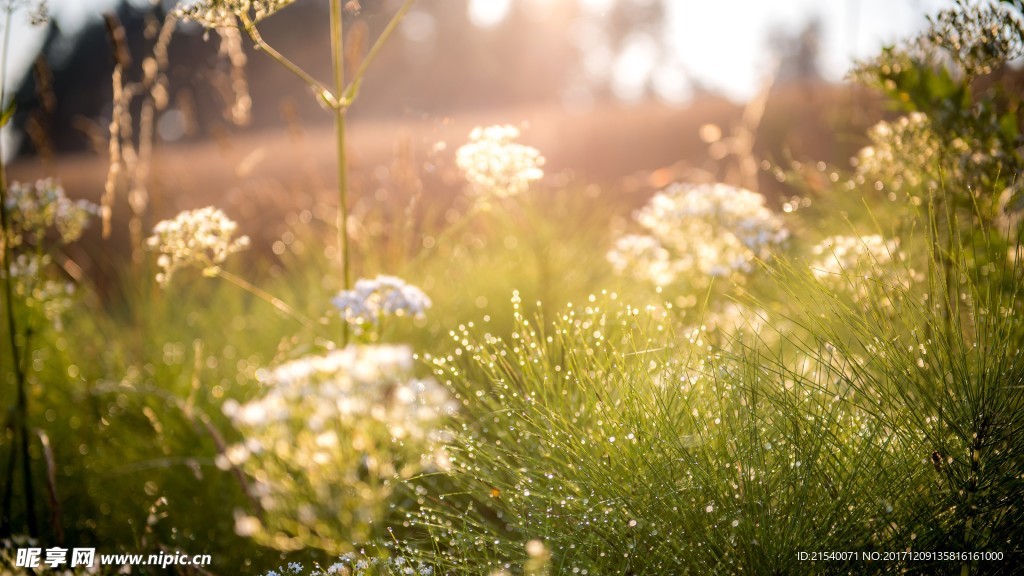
{"left": 580, "top": 0, "right": 615, "bottom": 13}
{"left": 468, "top": 0, "right": 512, "bottom": 27}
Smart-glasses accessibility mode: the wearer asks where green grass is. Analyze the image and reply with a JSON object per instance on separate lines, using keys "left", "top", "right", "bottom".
{"left": 397, "top": 211, "right": 1022, "bottom": 574}
{"left": 3, "top": 2, "right": 1024, "bottom": 574}
{"left": 3, "top": 161, "right": 1023, "bottom": 575}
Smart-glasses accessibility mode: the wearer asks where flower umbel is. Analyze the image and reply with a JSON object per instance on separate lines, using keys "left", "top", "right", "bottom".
{"left": 229, "top": 345, "right": 454, "bottom": 439}
{"left": 853, "top": 112, "right": 964, "bottom": 196}
{"left": 332, "top": 275, "right": 431, "bottom": 333}
{"left": 455, "top": 124, "right": 545, "bottom": 200}
{"left": 810, "top": 234, "right": 899, "bottom": 280}
{"left": 4, "top": 178, "right": 98, "bottom": 247}
{"left": 145, "top": 206, "right": 250, "bottom": 286}
{"left": 809, "top": 234, "right": 921, "bottom": 305}
{"left": 608, "top": 182, "right": 788, "bottom": 286}
{"left": 221, "top": 345, "right": 455, "bottom": 550}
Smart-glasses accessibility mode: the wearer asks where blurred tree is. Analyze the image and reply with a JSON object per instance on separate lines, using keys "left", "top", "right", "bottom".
{"left": 11, "top": 0, "right": 686, "bottom": 156}
{"left": 768, "top": 17, "right": 823, "bottom": 83}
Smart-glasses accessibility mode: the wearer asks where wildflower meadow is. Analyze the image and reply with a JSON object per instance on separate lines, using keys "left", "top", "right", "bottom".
{"left": 1, "top": 0, "right": 1023, "bottom": 574}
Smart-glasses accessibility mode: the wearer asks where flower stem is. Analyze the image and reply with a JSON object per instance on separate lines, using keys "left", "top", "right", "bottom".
{"left": 330, "top": 0, "right": 351, "bottom": 346}
{"left": 239, "top": 13, "right": 337, "bottom": 108}
{"left": 0, "top": 0, "right": 38, "bottom": 539}
{"left": 215, "top": 269, "right": 317, "bottom": 331}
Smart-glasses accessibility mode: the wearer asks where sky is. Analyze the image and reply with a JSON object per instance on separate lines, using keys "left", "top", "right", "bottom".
{"left": 466, "top": 0, "right": 950, "bottom": 101}
{"left": 661, "top": 0, "right": 948, "bottom": 99}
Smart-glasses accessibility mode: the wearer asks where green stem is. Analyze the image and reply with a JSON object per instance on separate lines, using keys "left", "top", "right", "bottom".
{"left": 239, "top": 13, "right": 338, "bottom": 108}
{"left": 0, "top": 421, "right": 16, "bottom": 535}
{"left": 0, "top": 0, "right": 38, "bottom": 538}
{"left": 330, "top": 0, "right": 351, "bottom": 346}
{"left": 237, "top": 0, "right": 417, "bottom": 349}
{"left": 215, "top": 269, "right": 317, "bottom": 332}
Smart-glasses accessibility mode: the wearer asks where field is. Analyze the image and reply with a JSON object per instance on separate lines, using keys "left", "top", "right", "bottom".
{"left": 1, "top": 1, "right": 1023, "bottom": 575}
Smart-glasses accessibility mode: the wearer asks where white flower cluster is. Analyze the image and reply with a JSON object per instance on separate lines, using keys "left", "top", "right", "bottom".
{"left": 221, "top": 345, "right": 455, "bottom": 546}
{"left": 606, "top": 234, "right": 677, "bottom": 286}
{"left": 145, "top": 206, "right": 250, "bottom": 286}
{"left": 225, "top": 345, "right": 454, "bottom": 442}
{"left": 455, "top": 124, "right": 545, "bottom": 199}
{"left": 332, "top": 275, "right": 431, "bottom": 332}
{"left": 174, "top": 0, "right": 294, "bottom": 28}
{"left": 4, "top": 178, "right": 98, "bottom": 247}
{"left": 608, "top": 183, "right": 788, "bottom": 286}
{"left": 262, "top": 554, "right": 435, "bottom": 576}
{"left": 854, "top": 112, "right": 1022, "bottom": 229}
{"left": 810, "top": 234, "right": 920, "bottom": 303}
{"left": 854, "top": 112, "right": 962, "bottom": 195}
{"left": 810, "top": 234, "right": 898, "bottom": 280}
{"left": 2, "top": 180, "right": 94, "bottom": 332}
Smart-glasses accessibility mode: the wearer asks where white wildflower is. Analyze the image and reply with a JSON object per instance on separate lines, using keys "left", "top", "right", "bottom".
{"left": 455, "top": 124, "right": 545, "bottom": 199}
{"left": 608, "top": 182, "right": 788, "bottom": 286}
{"left": 607, "top": 234, "right": 680, "bottom": 286}
{"left": 332, "top": 275, "right": 431, "bottom": 332}
{"left": 810, "top": 234, "right": 920, "bottom": 303}
{"left": 226, "top": 345, "right": 455, "bottom": 546}
{"left": 236, "top": 343, "right": 455, "bottom": 440}
{"left": 4, "top": 178, "right": 98, "bottom": 247}
{"left": 810, "top": 234, "right": 898, "bottom": 280}
{"left": 145, "top": 206, "right": 250, "bottom": 286}
{"left": 854, "top": 112, "right": 958, "bottom": 195}
{"left": 310, "top": 553, "right": 433, "bottom": 576}
{"left": 0, "top": 182, "right": 93, "bottom": 333}
{"left": 273, "top": 347, "right": 450, "bottom": 437}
